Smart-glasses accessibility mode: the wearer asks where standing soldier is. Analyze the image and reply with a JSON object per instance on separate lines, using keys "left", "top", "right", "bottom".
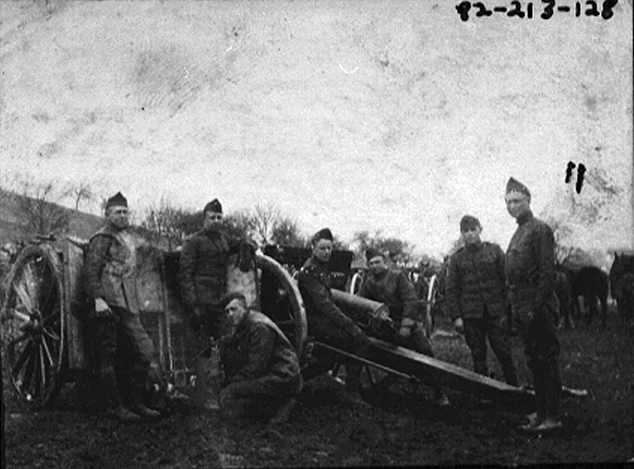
{"left": 297, "top": 228, "right": 372, "bottom": 407}
{"left": 85, "top": 192, "right": 162, "bottom": 422}
{"left": 359, "top": 248, "right": 450, "bottom": 406}
{"left": 177, "top": 199, "right": 254, "bottom": 339}
{"left": 445, "top": 215, "right": 519, "bottom": 386}
{"left": 504, "top": 178, "right": 562, "bottom": 432}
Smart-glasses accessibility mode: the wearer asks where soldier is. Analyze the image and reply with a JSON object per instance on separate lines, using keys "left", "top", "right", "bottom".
{"left": 445, "top": 215, "right": 519, "bottom": 386}
{"left": 85, "top": 192, "right": 162, "bottom": 422}
{"left": 218, "top": 292, "right": 302, "bottom": 425}
{"left": 359, "top": 248, "right": 450, "bottom": 406}
{"left": 297, "top": 228, "right": 372, "bottom": 407}
{"left": 504, "top": 177, "right": 562, "bottom": 432}
{"left": 177, "top": 198, "right": 254, "bottom": 339}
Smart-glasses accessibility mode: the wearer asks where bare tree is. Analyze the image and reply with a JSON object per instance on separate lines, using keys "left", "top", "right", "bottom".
{"left": 270, "top": 217, "right": 306, "bottom": 247}
{"left": 251, "top": 204, "right": 279, "bottom": 246}
{"left": 15, "top": 180, "right": 70, "bottom": 238}
{"left": 69, "top": 182, "right": 93, "bottom": 211}
{"left": 351, "top": 230, "right": 415, "bottom": 266}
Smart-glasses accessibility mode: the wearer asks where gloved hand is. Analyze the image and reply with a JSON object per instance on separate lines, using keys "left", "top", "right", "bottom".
{"left": 453, "top": 317, "right": 464, "bottom": 334}
{"left": 350, "top": 325, "right": 372, "bottom": 346}
{"left": 398, "top": 317, "right": 415, "bottom": 338}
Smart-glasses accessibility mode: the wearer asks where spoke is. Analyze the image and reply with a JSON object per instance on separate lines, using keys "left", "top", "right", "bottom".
{"left": 8, "top": 332, "right": 31, "bottom": 347}
{"left": 42, "top": 327, "right": 61, "bottom": 343}
{"left": 13, "top": 281, "right": 35, "bottom": 316}
{"left": 22, "top": 261, "right": 42, "bottom": 308}
{"left": 11, "top": 338, "right": 34, "bottom": 377}
{"left": 9, "top": 308, "right": 32, "bottom": 324}
{"left": 41, "top": 334, "right": 56, "bottom": 369}
{"left": 39, "top": 341, "right": 48, "bottom": 393}
{"left": 20, "top": 341, "right": 36, "bottom": 394}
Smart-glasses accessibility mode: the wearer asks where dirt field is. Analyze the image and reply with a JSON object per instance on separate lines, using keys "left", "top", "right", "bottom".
{"left": 3, "top": 311, "right": 633, "bottom": 468}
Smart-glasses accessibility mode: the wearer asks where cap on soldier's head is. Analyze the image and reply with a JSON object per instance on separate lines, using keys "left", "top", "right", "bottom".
{"left": 365, "top": 248, "right": 383, "bottom": 262}
{"left": 460, "top": 215, "right": 481, "bottom": 232}
{"left": 312, "top": 228, "right": 333, "bottom": 243}
{"left": 505, "top": 177, "right": 531, "bottom": 198}
{"left": 105, "top": 192, "right": 128, "bottom": 210}
{"left": 203, "top": 199, "right": 223, "bottom": 214}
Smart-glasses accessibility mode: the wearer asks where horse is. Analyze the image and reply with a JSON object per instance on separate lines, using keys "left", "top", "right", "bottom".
{"left": 609, "top": 252, "right": 634, "bottom": 323}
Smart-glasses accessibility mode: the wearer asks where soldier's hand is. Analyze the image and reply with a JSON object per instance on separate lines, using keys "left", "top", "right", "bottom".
{"left": 454, "top": 318, "right": 464, "bottom": 334}
{"left": 398, "top": 326, "right": 412, "bottom": 338}
{"left": 94, "top": 298, "right": 113, "bottom": 318}
{"left": 350, "top": 325, "right": 372, "bottom": 346}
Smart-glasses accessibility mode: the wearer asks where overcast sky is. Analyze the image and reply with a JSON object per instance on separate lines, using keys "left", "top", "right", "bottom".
{"left": 1, "top": 0, "right": 632, "bottom": 259}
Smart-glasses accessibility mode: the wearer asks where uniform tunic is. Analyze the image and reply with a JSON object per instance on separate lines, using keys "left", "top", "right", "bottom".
{"left": 505, "top": 210, "right": 561, "bottom": 418}
{"left": 85, "top": 222, "right": 155, "bottom": 403}
{"left": 446, "top": 241, "right": 518, "bottom": 385}
{"left": 220, "top": 311, "right": 302, "bottom": 418}
{"left": 358, "top": 268, "right": 435, "bottom": 358}
{"left": 297, "top": 256, "right": 362, "bottom": 342}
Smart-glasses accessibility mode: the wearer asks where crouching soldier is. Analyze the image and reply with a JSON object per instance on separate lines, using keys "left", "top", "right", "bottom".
{"left": 218, "top": 292, "right": 302, "bottom": 425}
{"left": 85, "top": 192, "right": 162, "bottom": 422}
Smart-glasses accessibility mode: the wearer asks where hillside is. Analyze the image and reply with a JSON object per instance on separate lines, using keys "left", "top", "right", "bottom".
{"left": 0, "top": 188, "right": 104, "bottom": 244}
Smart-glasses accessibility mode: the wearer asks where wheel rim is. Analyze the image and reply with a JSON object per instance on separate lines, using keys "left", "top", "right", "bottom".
{"left": 2, "top": 245, "right": 65, "bottom": 407}
{"left": 425, "top": 274, "right": 438, "bottom": 338}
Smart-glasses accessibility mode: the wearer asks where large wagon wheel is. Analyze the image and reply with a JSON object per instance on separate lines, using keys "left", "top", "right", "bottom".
{"left": 424, "top": 274, "right": 439, "bottom": 338}
{"left": 1, "top": 243, "right": 66, "bottom": 408}
{"left": 256, "top": 253, "right": 307, "bottom": 360}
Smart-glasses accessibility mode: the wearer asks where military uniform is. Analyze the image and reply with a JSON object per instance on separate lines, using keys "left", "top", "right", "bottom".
{"left": 446, "top": 241, "right": 518, "bottom": 385}
{"left": 177, "top": 228, "right": 252, "bottom": 337}
{"left": 358, "top": 266, "right": 448, "bottom": 402}
{"left": 506, "top": 210, "right": 561, "bottom": 420}
{"left": 220, "top": 311, "right": 302, "bottom": 420}
{"left": 297, "top": 255, "right": 369, "bottom": 386}
{"left": 85, "top": 221, "right": 156, "bottom": 416}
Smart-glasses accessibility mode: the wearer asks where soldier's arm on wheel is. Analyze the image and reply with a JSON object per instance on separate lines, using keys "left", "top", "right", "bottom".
{"left": 238, "top": 239, "right": 256, "bottom": 272}
{"left": 228, "top": 324, "right": 275, "bottom": 383}
{"left": 177, "top": 239, "right": 199, "bottom": 307}
{"left": 85, "top": 235, "right": 112, "bottom": 301}
{"left": 532, "top": 225, "right": 557, "bottom": 308}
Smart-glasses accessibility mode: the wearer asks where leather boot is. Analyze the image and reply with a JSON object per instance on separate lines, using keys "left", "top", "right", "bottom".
{"left": 107, "top": 405, "right": 142, "bottom": 422}
{"left": 130, "top": 372, "right": 161, "bottom": 420}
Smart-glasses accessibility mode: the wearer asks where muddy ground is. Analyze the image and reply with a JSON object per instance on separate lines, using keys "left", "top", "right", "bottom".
{"left": 3, "top": 311, "right": 633, "bottom": 468}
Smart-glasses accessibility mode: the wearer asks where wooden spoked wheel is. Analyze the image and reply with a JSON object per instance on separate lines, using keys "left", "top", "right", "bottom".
{"left": 424, "top": 274, "right": 439, "bottom": 338}
{"left": 1, "top": 244, "right": 66, "bottom": 408}
{"left": 256, "top": 254, "right": 308, "bottom": 360}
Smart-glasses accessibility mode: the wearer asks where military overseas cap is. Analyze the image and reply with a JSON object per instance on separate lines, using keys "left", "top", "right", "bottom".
{"left": 312, "top": 228, "right": 333, "bottom": 243}
{"left": 506, "top": 177, "right": 531, "bottom": 198}
{"left": 365, "top": 247, "right": 384, "bottom": 262}
{"left": 105, "top": 192, "right": 128, "bottom": 209}
{"left": 203, "top": 198, "right": 223, "bottom": 214}
{"left": 460, "top": 215, "right": 481, "bottom": 232}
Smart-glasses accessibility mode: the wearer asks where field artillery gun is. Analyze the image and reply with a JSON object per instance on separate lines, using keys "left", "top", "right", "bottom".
{"left": 1, "top": 238, "right": 583, "bottom": 413}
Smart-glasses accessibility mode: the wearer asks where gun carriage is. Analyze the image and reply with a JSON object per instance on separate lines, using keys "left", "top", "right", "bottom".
{"left": 2, "top": 238, "right": 582, "bottom": 413}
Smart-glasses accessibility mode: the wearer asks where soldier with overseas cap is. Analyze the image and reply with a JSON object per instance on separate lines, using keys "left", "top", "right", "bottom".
{"left": 217, "top": 292, "right": 302, "bottom": 425}
{"left": 504, "top": 177, "right": 562, "bottom": 432}
{"left": 85, "top": 192, "right": 162, "bottom": 422}
{"left": 297, "top": 228, "right": 372, "bottom": 408}
{"left": 359, "top": 249, "right": 450, "bottom": 406}
{"left": 445, "top": 215, "right": 519, "bottom": 386}
{"left": 177, "top": 198, "right": 255, "bottom": 339}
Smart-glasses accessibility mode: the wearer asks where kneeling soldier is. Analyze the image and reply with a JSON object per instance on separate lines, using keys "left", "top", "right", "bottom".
{"left": 218, "top": 292, "right": 303, "bottom": 425}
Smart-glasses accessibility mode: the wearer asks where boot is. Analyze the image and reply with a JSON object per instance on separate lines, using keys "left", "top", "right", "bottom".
{"left": 269, "top": 397, "right": 298, "bottom": 426}
{"left": 106, "top": 405, "right": 141, "bottom": 423}
{"left": 130, "top": 372, "right": 162, "bottom": 420}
